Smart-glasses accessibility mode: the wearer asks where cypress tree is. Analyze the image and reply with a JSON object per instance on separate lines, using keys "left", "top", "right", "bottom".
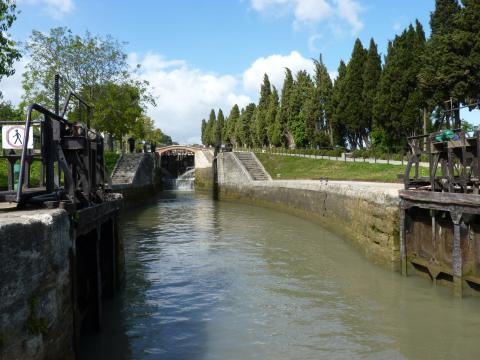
{"left": 266, "top": 86, "right": 279, "bottom": 146}
{"left": 273, "top": 68, "right": 294, "bottom": 147}
{"left": 226, "top": 104, "right": 240, "bottom": 146}
{"left": 206, "top": 109, "right": 216, "bottom": 146}
{"left": 456, "top": 0, "right": 480, "bottom": 103}
{"left": 215, "top": 109, "right": 225, "bottom": 145}
{"left": 361, "top": 38, "right": 382, "bottom": 147}
{"left": 201, "top": 119, "right": 207, "bottom": 145}
{"left": 312, "top": 54, "right": 333, "bottom": 146}
{"left": 337, "top": 39, "right": 367, "bottom": 148}
{"left": 289, "top": 70, "right": 314, "bottom": 148}
{"left": 373, "top": 23, "right": 426, "bottom": 149}
{"left": 253, "top": 73, "right": 272, "bottom": 147}
{"left": 331, "top": 60, "right": 348, "bottom": 147}
{"left": 419, "top": 0, "right": 461, "bottom": 110}
{"left": 236, "top": 103, "right": 256, "bottom": 148}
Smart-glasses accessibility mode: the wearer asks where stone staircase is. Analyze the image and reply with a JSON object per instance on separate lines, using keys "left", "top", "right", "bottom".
{"left": 236, "top": 152, "right": 271, "bottom": 181}
{"left": 111, "top": 153, "right": 145, "bottom": 185}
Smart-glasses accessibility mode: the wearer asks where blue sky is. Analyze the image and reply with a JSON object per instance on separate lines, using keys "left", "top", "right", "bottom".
{"left": 2, "top": 0, "right": 469, "bottom": 143}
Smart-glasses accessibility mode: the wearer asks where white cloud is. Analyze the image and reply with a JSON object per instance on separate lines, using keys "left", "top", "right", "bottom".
{"left": 1, "top": 50, "right": 337, "bottom": 144}
{"left": 336, "top": 0, "right": 364, "bottom": 34}
{"left": 250, "top": 0, "right": 363, "bottom": 35}
{"left": 18, "top": 0, "right": 74, "bottom": 18}
{"left": 0, "top": 58, "right": 27, "bottom": 106}
{"left": 294, "top": 0, "right": 332, "bottom": 23}
{"left": 133, "top": 53, "right": 251, "bottom": 144}
{"left": 243, "top": 51, "right": 314, "bottom": 93}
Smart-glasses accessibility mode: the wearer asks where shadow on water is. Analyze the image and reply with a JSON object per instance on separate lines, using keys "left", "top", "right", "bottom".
{"left": 80, "top": 192, "right": 221, "bottom": 360}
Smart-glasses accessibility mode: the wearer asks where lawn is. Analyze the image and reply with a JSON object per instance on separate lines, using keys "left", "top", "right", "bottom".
{"left": 256, "top": 153, "right": 428, "bottom": 183}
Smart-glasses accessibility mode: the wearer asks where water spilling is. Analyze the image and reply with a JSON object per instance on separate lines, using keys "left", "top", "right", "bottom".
{"left": 81, "top": 192, "right": 480, "bottom": 360}
{"left": 164, "top": 168, "right": 195, "bottom": 191}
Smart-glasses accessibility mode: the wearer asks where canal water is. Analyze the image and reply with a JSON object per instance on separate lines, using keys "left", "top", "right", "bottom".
{"left": 81, "top": 192, "right": 480, "bottom": 360}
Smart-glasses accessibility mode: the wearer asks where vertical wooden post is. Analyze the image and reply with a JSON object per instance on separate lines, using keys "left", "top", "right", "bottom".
{"left": 94, "top": 227, "right": 102, "bottom": 331}
{"left": 451, "top": 211, "right": 463, "bottom": 297}
{"left": 400, "top": 200, "right": 407, "bottom": 276}
{"left": 70, "top": 228, "right": 80, "bottom": 357}
{"left": 432, "top": 210, "right": 437, "bottom": 285}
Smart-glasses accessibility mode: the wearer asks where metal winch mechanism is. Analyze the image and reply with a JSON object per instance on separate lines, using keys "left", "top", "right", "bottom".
{"left": 0, "top": 74, "right": 111, "bottom": 209}
{"left": 405, "top": 99, "right": 480, "bottom": 194}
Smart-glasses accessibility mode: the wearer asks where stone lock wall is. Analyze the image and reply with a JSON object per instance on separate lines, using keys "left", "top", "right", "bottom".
{"left": 0, "top": 209, "right": 74, "bottom": 360}
{"left": 216, "top": 152, "right": 402, "bottom": 270}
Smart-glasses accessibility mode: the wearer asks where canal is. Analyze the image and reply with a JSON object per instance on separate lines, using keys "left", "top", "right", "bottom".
{"left": 81, "top": 192, "right": 480, "bottom": 360}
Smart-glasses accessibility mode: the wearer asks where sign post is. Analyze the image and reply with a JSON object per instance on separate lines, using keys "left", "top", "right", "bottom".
{"left": 1, "top": 125, "right": 34, "bottom": 150}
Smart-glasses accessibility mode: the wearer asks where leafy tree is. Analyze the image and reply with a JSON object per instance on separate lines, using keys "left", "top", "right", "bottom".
{"left": 253, "top": 74, "right": 271, "bottom": 147}
{"left": 23, "top": 27, "right": 133, "bottom": 109}
{"left": 0, "top": 100, "right": 22, "bottom": 120}
{"left": 331, "top": 60, "right": 348, "bottom": 147}
{"left": 215, "top": 108, "right": 225, "bottom": 145}
{"left": 361, "top": 39, "right": 382, "bottom": 147}
{"left": 87, "top": 82, "right": 143, "bottom": 145}
{"left": 0, "top": 0, "right": 20, "bottom": 85}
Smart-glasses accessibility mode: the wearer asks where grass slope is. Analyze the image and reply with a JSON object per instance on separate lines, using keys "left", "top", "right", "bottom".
{"left": 256, "top": 153, "right": 427, "bottom": 183}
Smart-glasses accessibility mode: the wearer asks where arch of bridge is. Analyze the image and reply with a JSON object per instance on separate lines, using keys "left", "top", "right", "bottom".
{"left": 156, "top": 145, "right": 202, "bottom": 155}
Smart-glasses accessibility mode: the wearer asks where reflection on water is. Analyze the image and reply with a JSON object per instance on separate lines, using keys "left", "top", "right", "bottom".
{"left": 81, "top": 192, "right": 480, "bottom": 360}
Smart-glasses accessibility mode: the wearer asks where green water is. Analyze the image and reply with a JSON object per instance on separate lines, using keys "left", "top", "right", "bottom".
{"left": 81, "top": 192, "right": 480, "bottom": 360}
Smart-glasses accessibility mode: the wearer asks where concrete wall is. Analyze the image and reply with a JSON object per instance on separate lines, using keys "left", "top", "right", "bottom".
{"left": 113, "top": 153, "right": 161, "bottom": 203}
{"left": 0, "top": 209, "right": 74, "bottom": 360}
{"left": 194, "top": 150, "right": 214, "bottom": 191}
{"left": 217, "top": 152, "right": 402, "bottom": 270}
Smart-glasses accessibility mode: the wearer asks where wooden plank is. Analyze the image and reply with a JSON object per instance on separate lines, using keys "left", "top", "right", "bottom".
{"left": 399, "top": 190, "right": 480, "bottom": 207}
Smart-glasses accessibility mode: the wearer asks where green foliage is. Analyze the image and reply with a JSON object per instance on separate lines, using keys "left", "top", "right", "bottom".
{"left": 204, "top": 109, "right": 216, "bottom": 146}
{"left": 198, "top": 0, "right": 480, "bottom": 152}
{"left": 22, "top": 27, "right": 130, "bottom": 110}
{"left": 373, "top": 22, "right": 426, "bottom": 150}
{"left": 236, "top": 103, "right": 256, "bottom": 147}
{"left": 253, "top": 74, "right": 271, "bottom": 147}
{"left": 0, "top": 0, "right": 20, "bottom": 85}
{"left": 362, "top": 39, "right": 381, "bottom": 146}
{"left": 272, "top": 68, "right": 294, "bottom": 147}
{"left": 312, "top": 55, "right": 333, "bottom": 146}
{"left": 201, "top": 119, "right": 207, "bottom": 145}
{"left": 289, "top": 70, "right": 314, "bottom": 148}
{"left": 215, "top": 109, "right": 225, "bottom": 145}
{"left": 331, "top": 60, "right": 348, "bottom": 147}
{"left": 104, "top": 151, "right": 120, "bottom": 175}
{"left": 266, "top": 86, "right": 279, "bottom": 145}
{"left": 225, "top": 104, "right": 240, "bottom": 146}
{"left": 337, "top": 39, "right": 367, "bottom": 149}
{"left": 0, "top": 100, "right": 23, "bottom": 120}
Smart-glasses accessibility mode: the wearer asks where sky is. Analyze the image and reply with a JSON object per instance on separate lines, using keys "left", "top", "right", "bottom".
{"left": 2, "top": 0, "right": 473, "bottom": 144}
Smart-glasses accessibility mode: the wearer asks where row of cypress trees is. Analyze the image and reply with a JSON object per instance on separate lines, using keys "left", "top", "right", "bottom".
{"left": 201, "top": 0, "right": 480, "bottom": 151}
